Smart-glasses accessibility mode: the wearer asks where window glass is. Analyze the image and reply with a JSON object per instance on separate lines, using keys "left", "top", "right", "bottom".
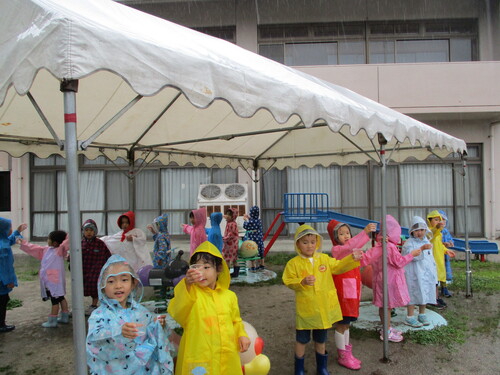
{"left": 396, "top": 39, "right": 449, "bottom": 63}
{"left": 259, "top": 44, "right": 284, "bottom": 64}
{"left": 285, "top": 42, "right": 337, "bottom": 66}
{"left": 450, "top": 38, "right": 472, "bottom": 61}
{"left": 339, "top": 41, "right": 366, "bottom": 64}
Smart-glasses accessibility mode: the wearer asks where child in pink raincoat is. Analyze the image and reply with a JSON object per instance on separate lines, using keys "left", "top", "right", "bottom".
{"left": 360, "top": 215, "right": 421, "bottom": 342}
{"left": 222, "top": 208, "right": 240, "bottom": 278}
{"left": 182, "top": 207, "right": 207, "bottom": 257}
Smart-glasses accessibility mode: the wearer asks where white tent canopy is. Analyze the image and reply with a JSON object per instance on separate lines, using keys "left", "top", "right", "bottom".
{"left": 0, "top": 0, "right": 468, "bottom": 373}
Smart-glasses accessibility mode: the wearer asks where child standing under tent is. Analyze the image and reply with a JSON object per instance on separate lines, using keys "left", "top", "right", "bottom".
{"left": 243, "top": 206, "right": 265, "bottom": 270}
{"left": 438, "top": 209, "right": 454, "bottom": 295}
{"left": 79, "top": 219, "right": 111, "bottom": 316}
{"left": 327, "top": 220, "right": 376, "bottom": 370}
{"left": 283, "top": 225, "right": 362, "bottom": 375}
{"left": 207, "top": 211, "right": 223, "bottom": 253}
{"left": 360, "top": 215, "right": 422, "bottom": 342}
{"left": 147, "top": 213, "right": 172, "bottom": 269}
{"left": 101, "top": 211, "right": 152, "bottom": 272}
{"left": 223, "top": 208, "right": 240, "bottom": 278}
{"left": 86, "top": 254, "right": 175, "bottom": 375}
{"left": 181, "top": 207, "right": 207, "bottom": 257}
{"left": 18, "top": 230, "right": 70, "bottom": 328}
{"left": 402, "top": 216, "right": 437, "bottom": 328}
{"left": 0, "top": 218, "right": 26, "bottom": 333}
{"left": 427, "top": 210, "right": 456, "bottom": 308}
{"left": 168, "top": 241, "right": 250, "bottom": 375}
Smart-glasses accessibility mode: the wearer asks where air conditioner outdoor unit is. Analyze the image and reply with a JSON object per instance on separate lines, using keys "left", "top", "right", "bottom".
{"left": 198, "top": 183, "right": 249, "bottom": 235}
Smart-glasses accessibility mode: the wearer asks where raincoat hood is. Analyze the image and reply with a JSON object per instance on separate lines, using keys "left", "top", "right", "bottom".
{"left": 192, "top": 207, "right": 207, "bottom": 227}
{"left": 427, "top": 210, "right": 443, "bottom": 228}
{"left": 153, "top": 213, "right": 169, "bottom": 234}
{"left": 377, "top": 215, "right": 401, "bottom": 245}
{"left": 118, "top": 211, "right": 135, "bottom": 241}
{"left": 409, "top": 216, "right": 432, "bottom": 239}
{"left": 327, "top": 219, "right": 350, "bottom": 246}
{"left": 97, "top": 254, "right": 143, "bottom": 311}
{"left": 248, "top": 206, "right": 260, "bottom": 219}
{"left": 191, "top": 241, "right": 230, "bottom": 290}
{"left": 82, "top": 219, "right": 98, "bottom": 239}
{"left": 294, "top": 224, "right": 323, "bottom": 256}
{"left": 438, "top": 210, "right": 448, "bottom": 221}
{"left": 226, "top": 207, "right": 239, "bottom": 222}
{"left": 0, "top": 217, "right": 11, "bottom": 240}
{"left": 209, "top": 212, "right": 223, "bottom": 226}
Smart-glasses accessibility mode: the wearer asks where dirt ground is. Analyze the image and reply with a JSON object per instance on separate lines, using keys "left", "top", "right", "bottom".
{"left": 0, "top": 253, "right": 498, "bottom": 375}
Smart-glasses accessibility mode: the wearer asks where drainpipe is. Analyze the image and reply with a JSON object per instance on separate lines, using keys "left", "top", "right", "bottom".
{"left": 490, "top": 121, "right": 500, "bottom": 240}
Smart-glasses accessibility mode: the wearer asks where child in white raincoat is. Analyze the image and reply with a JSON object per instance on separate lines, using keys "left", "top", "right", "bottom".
{"left": 402, "top": 216, "right": 437, "bottom": 328}
{"left": 86, "top": 254, "right": 174, "bottom": 375}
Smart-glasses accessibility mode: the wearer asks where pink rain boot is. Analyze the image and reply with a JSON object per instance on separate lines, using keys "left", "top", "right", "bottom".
{"left": 345, "top": 344, "right": 362, "bottom": 367}
{"left": 337, "top": 348, "right": 361, "bottom": 370}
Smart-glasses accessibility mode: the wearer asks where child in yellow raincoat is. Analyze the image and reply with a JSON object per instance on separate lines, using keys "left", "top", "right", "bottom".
{"left": 168, "top": 241, "right": 250, "bottom": 375}
{"left": 427, "top": 210, "right": 456, "bottom": 309}
{"left": 283, "top": 225, "right": 362, "bottom": 375}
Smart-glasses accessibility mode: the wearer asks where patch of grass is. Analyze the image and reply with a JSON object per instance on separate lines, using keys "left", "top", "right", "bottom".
{"left": 6, "top": 298, "right": 22, "bottom": 310}
{"left": 16, "top": 270, "right": 39, "bottom": 282}
{"left": 264, "top": 252, "right": 295, "bottom": 266}
{"left": 451, "top": 260, "right": 500, "bottom": 294}
{"left": 0, "top": 365, "right": 17, "bottom": 375}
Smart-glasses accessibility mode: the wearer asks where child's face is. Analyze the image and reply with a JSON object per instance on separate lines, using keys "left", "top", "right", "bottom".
{"left": 337, "top": 225, "right": 351, "bottom": 245}
{"left": 84, "top": 227, "right": 95, "bottom": 239}
{"left": 120, "top": 217, "right": 130, "bottom": 230}
{"left": 224, "top": 210, "right": 233, "bottom": 221}
{"left": 429, "top": 217, "right": 442, "bottom": 228}
{"left": 412, "top": 228, "right": 426, "bottom": 239}
{"left": 190, "top": 261, "right": 220, "bottom": 290}
{"left": 47, "top": 238, "right": 58, "bottom": 247}
{"left": 189, "top": 215, "right": 195, "bottom": 225}
{"left": 297, "top": 234, "right": 317, "bottom": 258}
{"left": 103, "top": 264, "right": 136, "bottom": 308}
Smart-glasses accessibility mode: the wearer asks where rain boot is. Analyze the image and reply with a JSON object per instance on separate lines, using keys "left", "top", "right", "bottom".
{"left": 57, "top": 311, "right": 70, "bottom": 324}
{"left": 294, "top": 355, "right": 305, "bottom": 375}
{"left": 337, "top": 348, "right": 361, "bottom": 370}
{"left": 345, "top": 344, "right": 362, "bottom": 367}
{"left": 230, "top": 266, "right": 240, "bottom": 278}
{"left": 315, "top": 351, "right": 331, "bottom": 375}
{"left": 42, "top": 315, "right": 58, "bottom": 328}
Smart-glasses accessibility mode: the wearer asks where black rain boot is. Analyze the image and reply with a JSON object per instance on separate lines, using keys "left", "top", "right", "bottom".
{"left": 294, "top": 355, "right": 305, "bottom": 375}
{"left": 230, "top": 266, "right": 240, "bottom": 278}
{"left": 316, "top": 351, "right": 331, "bottom": 375}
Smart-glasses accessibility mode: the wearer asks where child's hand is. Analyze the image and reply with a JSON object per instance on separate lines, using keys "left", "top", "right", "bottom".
{"left": 16, "top": 238, "right": 22, "bottom": 245}
{"left": 421, "top": 244, "right": 432, "bottom": 250}
{"left": 446, "top": 249, "right": 456, "bottom": 258}
{"left": 301, "top": 275, "right": 315, "bottom": 286}
{"left": 238, "top": 336, "right": 251, "bottom": 353}
{"left": 17, "top": 223, "right": 27, "bottom": 232}
{"left": 146, "top": 224, "right": 154, "bottom": 233}
{"left": 411, "top": 248, "right": 422, "bottom": 257}
{"left": 185, "top": 268, "right": 202, "bottom": 285}
{"left": 126, "top": 234, "right": 135, "bottom": 241}
{"left": 6, "top": 283, "right": 14, "bottom": 289}
{"left": 364, "top": 223, "right": 377, "bottom": 234}
{"left": 122, "top": 322, "right": 143, "bottom": 339}
{"left": 243, "top": 214, "right": 249, "bottom": 221}
{"left": 352, "top": 249, "right": 363, "bottom": 261}
{"left": 444, "top": 241, "right": 454, "bottom": 248}
{"left": 156, "top": 315, "right": 166, "bottom": 328}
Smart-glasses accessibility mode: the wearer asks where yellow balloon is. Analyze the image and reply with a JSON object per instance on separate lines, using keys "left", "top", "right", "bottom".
{"left": 243, "top": 354, "right": 271, "bottom": 375}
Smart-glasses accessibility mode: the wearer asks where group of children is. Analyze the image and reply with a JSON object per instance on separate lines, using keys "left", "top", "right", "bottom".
{"left": 0, "top": 207, "right": 456, "bottom": 374}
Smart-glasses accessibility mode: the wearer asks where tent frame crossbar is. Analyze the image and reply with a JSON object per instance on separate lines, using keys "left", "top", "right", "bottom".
{"left": 27, "top": 91, "right": 63, "bottom": 149}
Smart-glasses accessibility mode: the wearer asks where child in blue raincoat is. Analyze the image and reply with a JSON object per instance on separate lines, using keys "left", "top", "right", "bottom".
{"left": 207, "top": 212, "right": 223, "bottom": 253}
{"left": 438, "top": 209, "right": 454, "bottom": 293}
{"left": 86, "top": 254, "right": 175, "bottom": 375}
{"left": 0, "top": 218, "right": 26, "bottom": 333}
{"left": 148, "top": 213, "right": 172, "bottom": 269}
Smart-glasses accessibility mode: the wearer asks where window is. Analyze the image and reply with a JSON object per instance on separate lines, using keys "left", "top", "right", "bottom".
{"left": 0, "top": 171, "right": 11, "bottom": 211}
{"left": 259, "top": 19, "right": 477, "bottom": 66}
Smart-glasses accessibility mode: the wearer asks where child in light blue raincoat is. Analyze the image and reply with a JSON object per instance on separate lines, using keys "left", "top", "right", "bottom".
{"left": 402, "top": 216, "right": 437, "bottom": 328}
{"left": 207, "top": 212, "right": 223, "bottom": 253}
{"left": 86, "top": 254, "right": 175, "bottom": 375}
{"left": 438, "top": 209, "right": 454, "bottom": 292}
{"left": 148, "top": 214, "right": 172, "bottom": 269}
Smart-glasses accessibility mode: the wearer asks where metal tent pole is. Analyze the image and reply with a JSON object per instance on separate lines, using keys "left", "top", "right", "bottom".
{"left": 462, "top": 154, "right": 473, "bottom": 298}
{"left": 378, "top": 134, "right": 389, "bottom": 361}
{"left": 61, "top": 79, "right": 87, "bottom": 375}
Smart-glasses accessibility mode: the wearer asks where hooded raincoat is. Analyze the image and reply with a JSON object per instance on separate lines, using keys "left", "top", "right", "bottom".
{"left": 182, "top": 207, "right": 208, "bottom": 256}
{"left": 79, "top": 219, "right": 111, "bottom": 298}
{"left": 426, "top": 210, "right": 450, "bottom": 283}
{"left": 402, "top": 216, "right": 437, "bottom": 305}
{"left": 243, "top": 206, "right": 264, "bottom": 258}
{"left": 327, "top": 220, "right": 371, "bottom": 318}
{"left": 208, "top": 212, "right": 223, "bottom": 253}
{"left": 167, "top": 241, "right": 248, "bottom": 375}
{"left": 282, "top": 225, "right": 360, "bottom": 330}
{"left": 86, "top": 255, "right": 174, "bottom": 375}
{"left": 438, "top": 210, "right": 454, "bottom": 282}
{"left": 0, "top": 218, "right": 21, "bottom": 296}
{"left": 360, "top": 215, "right": 414, "bottom": 308}
{"left": 222, "top": 208, "right": 240, "bottom": 266}
{"left": 151, "top": 213, "right": 172, "bottom": 269}
{"left": 101, "top": 211, "right": 153, "bottom": 272}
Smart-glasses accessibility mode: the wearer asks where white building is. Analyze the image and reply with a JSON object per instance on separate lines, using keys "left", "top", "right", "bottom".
{"left": 1, "top": 0, "right": 499, "bottom": 239}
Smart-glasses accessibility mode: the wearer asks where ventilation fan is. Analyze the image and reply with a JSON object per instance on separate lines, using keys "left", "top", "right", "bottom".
{"left": 199, "top": 184, "right": 222, "bottom": 200}
{"left": 225, "top": 184, "right": 246, "bottom": 199}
